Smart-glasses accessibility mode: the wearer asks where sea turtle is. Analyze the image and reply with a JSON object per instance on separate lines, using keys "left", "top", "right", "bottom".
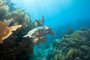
{"left": 23, "top": 26, "right": 55, "bottom": 44}
{"left": 23, "top": 16, "right": 55, "bottom": 45}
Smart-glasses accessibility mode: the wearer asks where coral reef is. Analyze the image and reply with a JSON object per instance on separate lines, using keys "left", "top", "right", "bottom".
{"left": 0, "top": 0, "right": 9, "bottom": 20}
{"left": 0, "top": 0, "right": 49, "bottom": 60}
{"left": 0, "top": 21, "right": 10, "bottom": 43}
{"left": 0, "top": 1, "right": 7, "bottom": 7}
{"left": 29, "top": 43, "right": 52, "bottom": 60}
{"left": 7, "top": 9, "right": 30, "bottom": 27}
{"left": 48, "top": 28, "right": 90, "bottom": 60}
{"left": 5, "top": 0, "right": 16, "bottom": 11}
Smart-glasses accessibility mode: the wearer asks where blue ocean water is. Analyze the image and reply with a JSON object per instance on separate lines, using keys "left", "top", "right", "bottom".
{"left": 11, "top": 0, "right": 90, "bottom": 28}
{"left": 10, "top": 0, "right": 90, "bottom": 60}
{"left": 11, "top": 0, "right": 90, "bottom": 42}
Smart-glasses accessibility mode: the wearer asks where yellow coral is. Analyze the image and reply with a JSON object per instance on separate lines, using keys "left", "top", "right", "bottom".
{"left": 0, "top": 21, "right": 22, "bottom": 44}
{"left": 9, "top": 25, "right": 22, "bottom": 31}
{"left": 1, "top": 28, "right": 12, "bottom": 40}
{"left": 0, "top": 21, "right": 12, "bottom": 43}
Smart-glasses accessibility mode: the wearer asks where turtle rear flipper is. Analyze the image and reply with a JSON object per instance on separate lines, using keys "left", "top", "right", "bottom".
{"left": 36, "top": 37, "right": 47, "bottom": 45}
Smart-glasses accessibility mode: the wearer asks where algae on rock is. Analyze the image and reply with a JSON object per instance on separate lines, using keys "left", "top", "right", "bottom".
{"left": 48, "top": 28, "right": 90, "bottom": 60}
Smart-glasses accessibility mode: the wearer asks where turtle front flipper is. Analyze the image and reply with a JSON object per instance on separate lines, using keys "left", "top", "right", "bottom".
{"left": 32, "top": 38, "right": 38, "bottom": 44}
{"left": 51, "top": 32, "right": 56, "bottom": 37}
{"left": 23, "top": 34, "right": 29, "bottom": 38}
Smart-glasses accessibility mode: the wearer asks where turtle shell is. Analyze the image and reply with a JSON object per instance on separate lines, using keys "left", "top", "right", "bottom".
{"left": 31, "top": 28, "right": 47, "bottom": 38}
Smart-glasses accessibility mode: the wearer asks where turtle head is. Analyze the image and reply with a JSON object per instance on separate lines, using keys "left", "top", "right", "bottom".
{"left": 44, "top": 26, "right": 50, "bottom": 30}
